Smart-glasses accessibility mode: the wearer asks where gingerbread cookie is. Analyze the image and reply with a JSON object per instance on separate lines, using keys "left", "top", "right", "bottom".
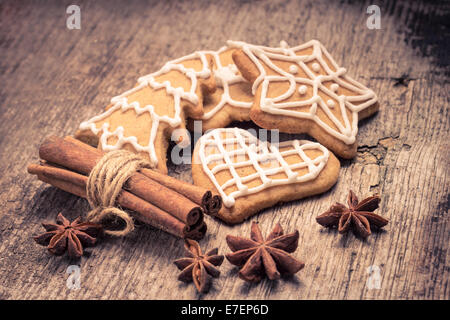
{"left": 230, "top": 40, "right": 379, "bottom": 159}
{"left": 76, "top": 51, "right": 216, "bottom": 174}
{"left": 188, "top": 46, "right": 253, "bottom": 132}
{"left": 192, "top": 128, "right": 340, "bottom": 224}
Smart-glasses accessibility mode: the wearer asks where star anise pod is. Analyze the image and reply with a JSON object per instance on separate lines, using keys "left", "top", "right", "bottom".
{"left": 225, "top": 222, "right": 305, "bottom": 283}
{"left": 34, "top": 212, "right": 103, "bottom": 258}
{"left": 316, "top": 190, "right": 389, "bottom": 238}
{"left": 173, "top": 239, "right": 224, "bottom": 293}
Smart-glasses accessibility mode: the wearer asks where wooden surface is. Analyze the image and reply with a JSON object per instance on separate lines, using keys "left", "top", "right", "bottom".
{"left": 0, "top": 0, "right": 448, "bottom": 300}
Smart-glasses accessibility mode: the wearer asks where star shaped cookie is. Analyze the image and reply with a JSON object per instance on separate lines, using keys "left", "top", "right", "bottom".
{"left": 230, "top": 40, "right": 379, "bottom": 158}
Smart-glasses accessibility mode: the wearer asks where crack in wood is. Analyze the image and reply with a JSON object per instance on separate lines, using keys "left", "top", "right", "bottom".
{"left": 356, "top": 135, "right": 401, "bottom": 166}
{"left": 369, "top": 75, "right": 418, "bottom": 87}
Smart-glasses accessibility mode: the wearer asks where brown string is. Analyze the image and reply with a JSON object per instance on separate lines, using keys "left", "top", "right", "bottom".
{"left": 86, "top": 150, "right": 151, "bottom": 236}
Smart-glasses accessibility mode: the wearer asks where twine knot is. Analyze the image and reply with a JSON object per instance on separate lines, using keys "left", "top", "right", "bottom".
{"left": 86, "top": 150, "right": 151, "bottom": 236}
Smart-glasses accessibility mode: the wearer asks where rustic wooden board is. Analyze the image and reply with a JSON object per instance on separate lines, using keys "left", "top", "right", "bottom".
{"left": 0, "top": 0, "right": 448, "bottom": 300}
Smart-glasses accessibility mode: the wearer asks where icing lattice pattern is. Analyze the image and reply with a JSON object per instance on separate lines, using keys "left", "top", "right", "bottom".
{"left": 198, "top": 128, "right": 329, "bottom": 208}
{"left": 228, "top": 40, "right": 378, "bottom": 145}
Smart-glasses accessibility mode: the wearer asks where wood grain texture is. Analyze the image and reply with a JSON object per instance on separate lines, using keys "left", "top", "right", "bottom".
{"left": 0, "top": 0, "right": 448, "bottom": 300}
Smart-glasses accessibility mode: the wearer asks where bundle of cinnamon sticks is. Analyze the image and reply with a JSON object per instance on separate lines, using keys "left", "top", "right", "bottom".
{"left": 27, "top": 136, "right": 222, "bottom": 240}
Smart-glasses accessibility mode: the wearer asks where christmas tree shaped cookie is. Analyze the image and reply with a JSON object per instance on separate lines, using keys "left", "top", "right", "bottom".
{"left": 76, "top": 52, "right": 216, "bottom": 174}
{"left": 230, "top": 40, "right": 379, "bottom": 158}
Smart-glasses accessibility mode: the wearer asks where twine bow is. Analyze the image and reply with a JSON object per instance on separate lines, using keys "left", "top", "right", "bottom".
{"left": 86, "top": 150, "right": 151, "bottom": 236}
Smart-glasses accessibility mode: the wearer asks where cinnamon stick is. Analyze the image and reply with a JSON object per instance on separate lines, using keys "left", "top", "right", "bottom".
{"left": 39, "top": 136, "right": 202, "bottom": 226}
{"left": 28, "top": 163, "right": 206, "bottom": 240}
{"left": 139, "top": 168, "right": 222, "bottom": 216}
{"left": 64, "top": 136, "right": 222, "bottom": 215}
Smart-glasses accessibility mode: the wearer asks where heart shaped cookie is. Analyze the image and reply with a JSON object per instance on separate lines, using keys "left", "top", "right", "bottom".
{"left": 192, "top": 128, "right": 340, "bottom": 223}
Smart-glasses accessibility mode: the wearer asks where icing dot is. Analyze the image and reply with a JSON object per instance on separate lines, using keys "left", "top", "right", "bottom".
{"left": 312, "top": 63, "right": 320, "bottom": 72}
{"left": 298, "top": 85, "right": 307, "bottom": 95}
{"left": 327, "top": 99, "right": 335, "bottom": 108}
{"left": 331, "top": 84, "right": 339, "bottom": 92}
{"left": 289, "top": 65, "right": 298, "bottom": 74}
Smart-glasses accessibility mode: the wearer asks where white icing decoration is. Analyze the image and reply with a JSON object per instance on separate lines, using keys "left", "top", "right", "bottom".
{"left": 289, "top": 65, "right": 298, "bottom": 74}
{"left": 331, "top": 83, "right": 339, "bottom": 92}
{"left": 312, "top": 63, "right": 320, "bottom": 72}
{"left": 213, "top": 64, "right": 237, "bottom": 86}
{"left": 280, "top": 40, "right": 289, "bottom": 48}
{"left": 198, "top": 128, "right": 329, "bottom": 208}
{"left": 298, "top": 85, "right": 307, "bottom": 95}
{"left": 79, "top": 51, "right": 211, "bottom": 167}
{"left": 227, "top": 40, "right": 378, "bottom": 145}
{"left": 201, "top": 46, "right": 253, "bottom": 120}
{"left": 327, "top": 99, "right": 335, "bottom": 108}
